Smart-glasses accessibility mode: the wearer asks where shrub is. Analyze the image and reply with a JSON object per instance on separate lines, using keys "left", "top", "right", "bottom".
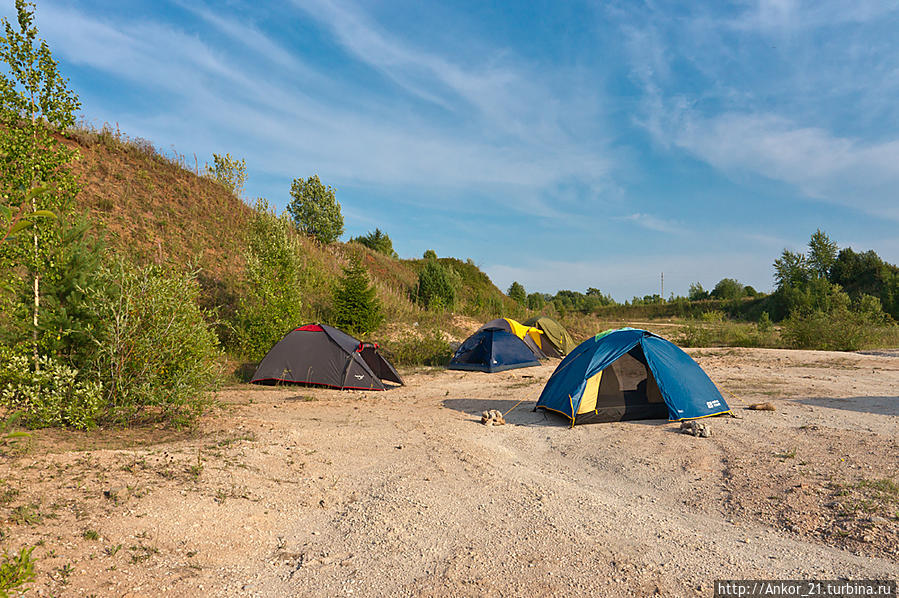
{"left": 385, "top": 330, "right": 453, "bottom": 366}
{"left": 780, "top": 307, "right": 892, "bottom": 351}
{"left": 757, "top": 311, "right": 773, "bottom": 333}
{"left": 204, "top": 152, "right": 247, "bottom": 196}
{"left": 86, "top": 261, "right": 222, "bottom": 425}
{"left": 416, "top": 259, "right": 457, "bottom": 310}
{"left": 0, "top": 545, "right": 36, "bottom": 596}
{"left": 286, "top": 175, "right": 343, "bottom": 244}
{"left": 331, "top": 259, "right": 382, "bottom": 335}
{"left": 677, "top": 323, "right": 712, "bottom": 348}
{"left": 0, "top": 348, "right": 102, "bottom": 430}
{"left": 232, "top": 200, "right": 307, "bottom": 360}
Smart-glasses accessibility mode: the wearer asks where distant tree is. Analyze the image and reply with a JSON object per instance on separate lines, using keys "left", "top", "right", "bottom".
{"left": 585, "top": 287, "right": 615, "bottom": 307}
{"left": 527, "top": 292, "right": 545, "bottom": 310}
{"left": 332, "top": 258, "right": 382, "bottom": 335}
{"left": 711, "top": 278, "right": 746, "bottom": 301}
{"left": 830, "top": 247, "right": 899, "bottom": 320}
{"left": 507, "top": 281, "right": 526, "bottom": 305}
{"left": 350, "top": 228, "right": 398, "bottom": 258}
{"left": 286, "top": 175, "right": 344, "bottom": 244}
{"left": 688, "top": 282, "right": 709, "bottom": 301}
{"left": 205, "top": 153, "right": 247, "bottom": 196}
{"left": 773, "top": 250, "right": 809, "bottom": 291}
{"left": 807, "top": 229, "right": 838, "bottom": 279}
{"left": 423, "top": 249, "right": 437, "bottom": 260}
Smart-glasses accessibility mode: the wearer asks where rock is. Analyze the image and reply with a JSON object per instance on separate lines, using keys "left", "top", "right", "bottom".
{"left": 869, "top": 515, "right": 889, "bottom": 525}
{"left": 481, "top": 409, "right": 505, "bottom": 426}
{"left": 747, "top": 402, "right": 776, "bottom": 411}
{"left": 680, "top": 421, "right": 710, "bottom": 437}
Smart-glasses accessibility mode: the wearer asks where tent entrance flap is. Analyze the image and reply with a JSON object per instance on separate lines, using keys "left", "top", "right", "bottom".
{"left": 577, "top": 348, "right": 668, "bottom": 423}
{"left": 577, "top": 371, "right": 602, "bottom": 415}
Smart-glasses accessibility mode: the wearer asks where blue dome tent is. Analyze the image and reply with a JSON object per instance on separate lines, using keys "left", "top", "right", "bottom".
{"left": 448, "top": 327, "right": 541, "bottom": 373}
{"left": 536, "top": 328, "right": 730, "bottom": 424}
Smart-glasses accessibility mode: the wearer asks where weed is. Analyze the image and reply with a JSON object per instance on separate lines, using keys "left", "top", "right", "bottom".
{"left": 56, "top": 563, "right": 74, "bottom": 586}
{"left": 857, "top": 478, "right": 899, "bottom": 501}
{"left": 774, "top": 449, "right": 797, "bottom": 460}
{"left": 104, "top": 544, "right": 122, "bottom": 557}
{"left": 187, "top": 451, "right": 204, "bottom": 479}
{"left": 10, "top": 504, "right": 43, "bottom": 525}
{"left": 213, "top": 431, "right": 257, "bottom": 448}
{"left": 82, "top": 529, "right": 100, "bottom": 541}
{"left": 0, "top": 484, "right": 19, "bottom": 506}
{"left": 128, "top": 543, "right": 158, "bottom": 563}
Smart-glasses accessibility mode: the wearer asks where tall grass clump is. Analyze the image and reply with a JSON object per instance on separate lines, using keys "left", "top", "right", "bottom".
{"left": 86, "top": 260, "right": 222, "bottom": 425}
{"left": 385, "top": 329, "right": 453, "bottom": 366}
{"left": 677, "top": 310, "right": 781, "bottom": 348}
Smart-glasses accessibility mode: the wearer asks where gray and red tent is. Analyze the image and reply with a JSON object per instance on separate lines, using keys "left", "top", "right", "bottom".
{"left": 250, "top": 324, "right": 403, "bottom": 390}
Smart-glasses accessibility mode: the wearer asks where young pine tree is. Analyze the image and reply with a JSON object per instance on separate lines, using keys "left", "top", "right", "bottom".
{"left": 332, "top": 258, "right": 382, "bottom": 335}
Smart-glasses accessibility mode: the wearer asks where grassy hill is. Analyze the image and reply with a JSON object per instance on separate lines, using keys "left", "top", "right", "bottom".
{"left": 62, "top": 125, "right": 519, "bottom": 356}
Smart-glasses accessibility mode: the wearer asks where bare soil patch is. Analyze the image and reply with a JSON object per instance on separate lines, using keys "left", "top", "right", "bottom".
{"left": 2, "top": 348, "right": 897, "bottom": 596}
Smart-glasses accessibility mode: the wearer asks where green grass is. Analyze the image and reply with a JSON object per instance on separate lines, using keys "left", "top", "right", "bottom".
{"left": 0, "top": 546, "right": 36, "bottom": 595}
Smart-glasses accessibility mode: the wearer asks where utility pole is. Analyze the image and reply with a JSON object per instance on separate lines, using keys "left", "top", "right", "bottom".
{"left": 661, "top": 272, "right": 664, "bottom": 300}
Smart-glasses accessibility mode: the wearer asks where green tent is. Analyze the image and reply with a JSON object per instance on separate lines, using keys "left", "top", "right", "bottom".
{"left": 522, "top": 316, "right": 576, "bottom": 358}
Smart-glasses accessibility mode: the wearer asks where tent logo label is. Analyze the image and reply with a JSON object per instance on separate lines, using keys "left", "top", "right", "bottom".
{"left": 706, "top": 400, "right": 721, "bottom": 409}
{"left": 354, "top": 374, "right": 364, "bottom": 380}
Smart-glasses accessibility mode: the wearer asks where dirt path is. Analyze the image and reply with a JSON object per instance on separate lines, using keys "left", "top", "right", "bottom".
{"left": 1, "top": 348, "right": 897, "bottom": 596}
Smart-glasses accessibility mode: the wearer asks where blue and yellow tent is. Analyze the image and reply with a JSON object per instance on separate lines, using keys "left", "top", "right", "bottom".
{"left": 536, "top": 328, "right": 729, "bottom": 424}
{"left": 448, "top": 327, "right": 540, "bottom": 373}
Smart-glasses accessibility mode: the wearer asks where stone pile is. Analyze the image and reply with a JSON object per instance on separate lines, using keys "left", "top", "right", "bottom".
{"left": 680, "top": 420, "right": 711, "bottom": 438}
{"left": 481, "top": 410, "right": 505, "bottom": 426}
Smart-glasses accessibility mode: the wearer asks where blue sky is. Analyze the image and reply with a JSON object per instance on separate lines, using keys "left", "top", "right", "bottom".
{"left": 12, "top": 0, "right": 899, "bottom": 300}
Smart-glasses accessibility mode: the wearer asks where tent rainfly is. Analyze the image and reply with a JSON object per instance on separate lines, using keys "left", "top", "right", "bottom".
{"left": 477, "top": 318, "right": 546, "bottom": 359}
{"left": 251, "top": 324, "right": 403, "bottom": 390}
{"left": 448, "top": 327, "right": 541, "bottom": 373}
{"left": 536, "top": 328, "right": 730, "bottom": 424}
{"left": 522, "top": 316, "right": 575, "bottom": 358}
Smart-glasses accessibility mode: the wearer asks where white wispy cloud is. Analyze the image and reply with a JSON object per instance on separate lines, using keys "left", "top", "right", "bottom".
{"left": 39, "top": 0, "right": 617, "bottom": 219}
{"left": 669, "top": 111, "right": 899, "bottom": 219}
{"left": 614, "top": 1, "right": 899, "bottom": 221}
{"left": 616, "top": 213, "right": 685, "bottom": 235}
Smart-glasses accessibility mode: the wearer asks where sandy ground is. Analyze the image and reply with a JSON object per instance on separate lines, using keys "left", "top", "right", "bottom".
{"left": 1, "top": 348, "right": 897, "bottom": 597}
